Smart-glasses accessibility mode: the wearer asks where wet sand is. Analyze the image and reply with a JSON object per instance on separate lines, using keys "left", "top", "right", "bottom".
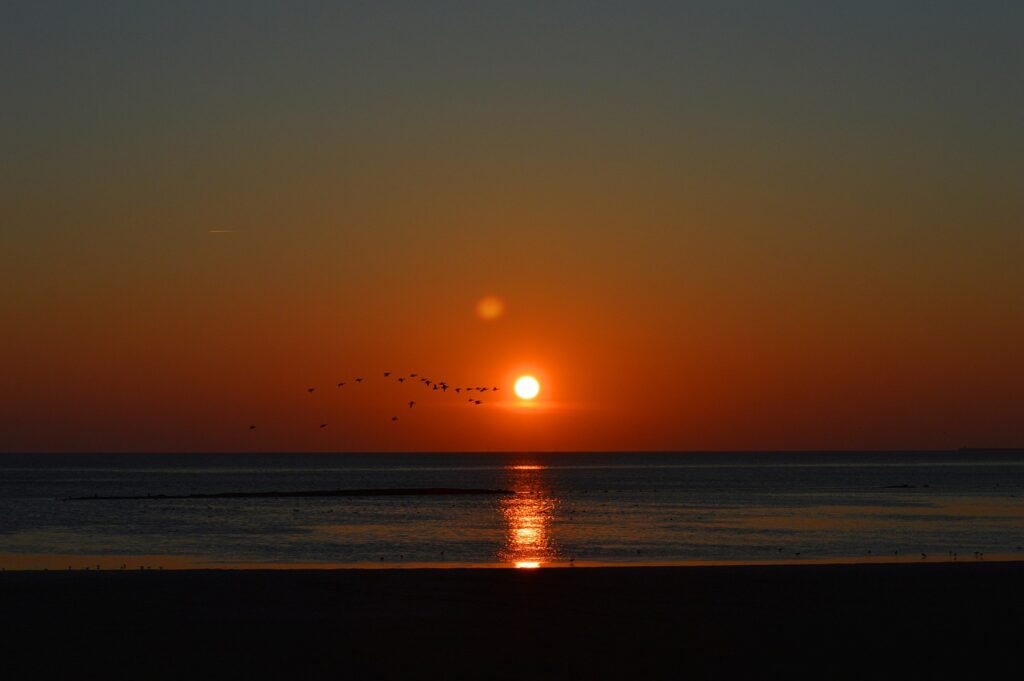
{"left": 2, "top": 562, "right": 1020, "bottom": 679}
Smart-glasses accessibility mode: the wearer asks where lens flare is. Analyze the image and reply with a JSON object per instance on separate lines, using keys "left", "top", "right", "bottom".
{"left": 475, "top": 295, "right": 505, "bottom": 321}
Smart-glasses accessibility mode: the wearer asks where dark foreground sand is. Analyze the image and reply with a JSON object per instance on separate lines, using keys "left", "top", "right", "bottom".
{"left": 2, "top": 562, "right": 1021, "bottom": 680}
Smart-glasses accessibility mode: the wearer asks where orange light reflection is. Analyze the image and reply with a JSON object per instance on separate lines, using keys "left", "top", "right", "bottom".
{"left": 500, "top": 463, "right": 560, "bottom": 568}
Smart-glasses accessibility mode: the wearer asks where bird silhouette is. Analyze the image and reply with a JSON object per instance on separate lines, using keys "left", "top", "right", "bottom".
{"left": 355, "top": 377, "right": 364, "bottom": 383}
{"left": 397, "top": 377, "right": 405, "bottom": 383}
{"left": 307, "top": 388, "right": 315, "bottom": 393}
{"left": 409, "top": 401, "right": 415, "bottom": 408}
{"left": 474, "top": 400, "right": 482, "bottom": 405}
{"left": 384, "top": 371, "right": 391, "bottom": 377}
{"left": 249, "top": 425, "right": 256, "bottom": 430}
{"left": 337, "top": 382, "right": 345, "bottom": 387}
{"left": 455, "top": 388, "right": 461, "bottom": 393}
{"left": 391, "top": 416, "right": 398, "bottom": 422}
{"left": 320, "top": 423, "right": 327, "bottom": 428}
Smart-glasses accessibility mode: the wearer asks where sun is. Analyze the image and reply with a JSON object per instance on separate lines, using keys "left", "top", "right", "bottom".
{"left": 514, "top": 375, "right": 540, "bottom": 400}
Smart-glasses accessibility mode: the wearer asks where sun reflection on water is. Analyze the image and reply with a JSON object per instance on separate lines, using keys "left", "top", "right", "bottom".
{"left": 501, "top": 463, "right": 560, "bottom": 568}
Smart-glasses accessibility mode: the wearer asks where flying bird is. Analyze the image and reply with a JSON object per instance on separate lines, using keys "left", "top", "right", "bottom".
{"left": 320, "top": 423, "right": 328, "bottom": 428}
{"left": 384, "top": 371, "right": 391, "bottom": 377}
{"left": 355, "top": 377, "right": 364, "bottom": 383}
{"left": 474, "top": 400, "right": 482, "bottom": 405}
{"left": 397, "top": 377, "right": 405, "bottom": 383}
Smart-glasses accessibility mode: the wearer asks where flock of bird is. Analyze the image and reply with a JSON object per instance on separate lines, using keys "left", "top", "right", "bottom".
{"left": 248, "top": 371, "right": 503, "bottom": 431}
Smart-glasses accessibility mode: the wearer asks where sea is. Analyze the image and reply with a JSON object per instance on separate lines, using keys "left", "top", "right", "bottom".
{"left": 1, "top": 451, "right": 1022, "bottom": 570}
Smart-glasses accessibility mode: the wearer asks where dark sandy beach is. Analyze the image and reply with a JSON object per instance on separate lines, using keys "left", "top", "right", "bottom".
{"left": 2, "top": 562, "right": 1020, "bottom": 680}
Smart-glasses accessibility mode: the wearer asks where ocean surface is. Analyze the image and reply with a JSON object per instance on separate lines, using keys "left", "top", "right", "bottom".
{"left": 1, "top": 452, "right": 1022, "bottom": 569}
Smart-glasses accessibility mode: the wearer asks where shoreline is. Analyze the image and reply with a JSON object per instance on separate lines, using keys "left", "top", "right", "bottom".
{"left": 4, "top": 552, "right": 1022, "bottom": 572}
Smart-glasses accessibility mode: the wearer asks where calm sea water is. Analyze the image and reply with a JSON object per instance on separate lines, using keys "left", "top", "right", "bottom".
{"left": 1, "top": 452, "right": 1022, "bottom": 569}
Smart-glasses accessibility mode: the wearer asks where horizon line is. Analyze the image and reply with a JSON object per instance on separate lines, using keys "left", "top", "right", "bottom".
{"left": 2, "top": 448, "right": 1022, "bottom": 456}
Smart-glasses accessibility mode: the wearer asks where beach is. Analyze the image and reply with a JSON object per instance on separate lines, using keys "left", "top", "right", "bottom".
{"left": 3, "top": 561, "right": 1020, "bottom": 679}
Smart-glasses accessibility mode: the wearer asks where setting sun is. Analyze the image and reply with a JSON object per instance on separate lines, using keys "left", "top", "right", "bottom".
{"left": 514, "top": 375, "right": 540, "bottom": 400}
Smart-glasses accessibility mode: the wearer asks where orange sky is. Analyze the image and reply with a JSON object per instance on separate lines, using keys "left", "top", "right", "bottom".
{"left": 2, "top": 3, "right": 1022, "bottom": 452}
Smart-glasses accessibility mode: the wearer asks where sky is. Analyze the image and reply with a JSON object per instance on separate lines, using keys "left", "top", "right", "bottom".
{"left": 2, "top": 1, "right": 1022, "bottom": 452}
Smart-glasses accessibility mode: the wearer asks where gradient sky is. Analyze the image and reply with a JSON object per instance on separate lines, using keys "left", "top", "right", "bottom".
{"left": 2, "top": 1, "right": 1022, "bottom": 452}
